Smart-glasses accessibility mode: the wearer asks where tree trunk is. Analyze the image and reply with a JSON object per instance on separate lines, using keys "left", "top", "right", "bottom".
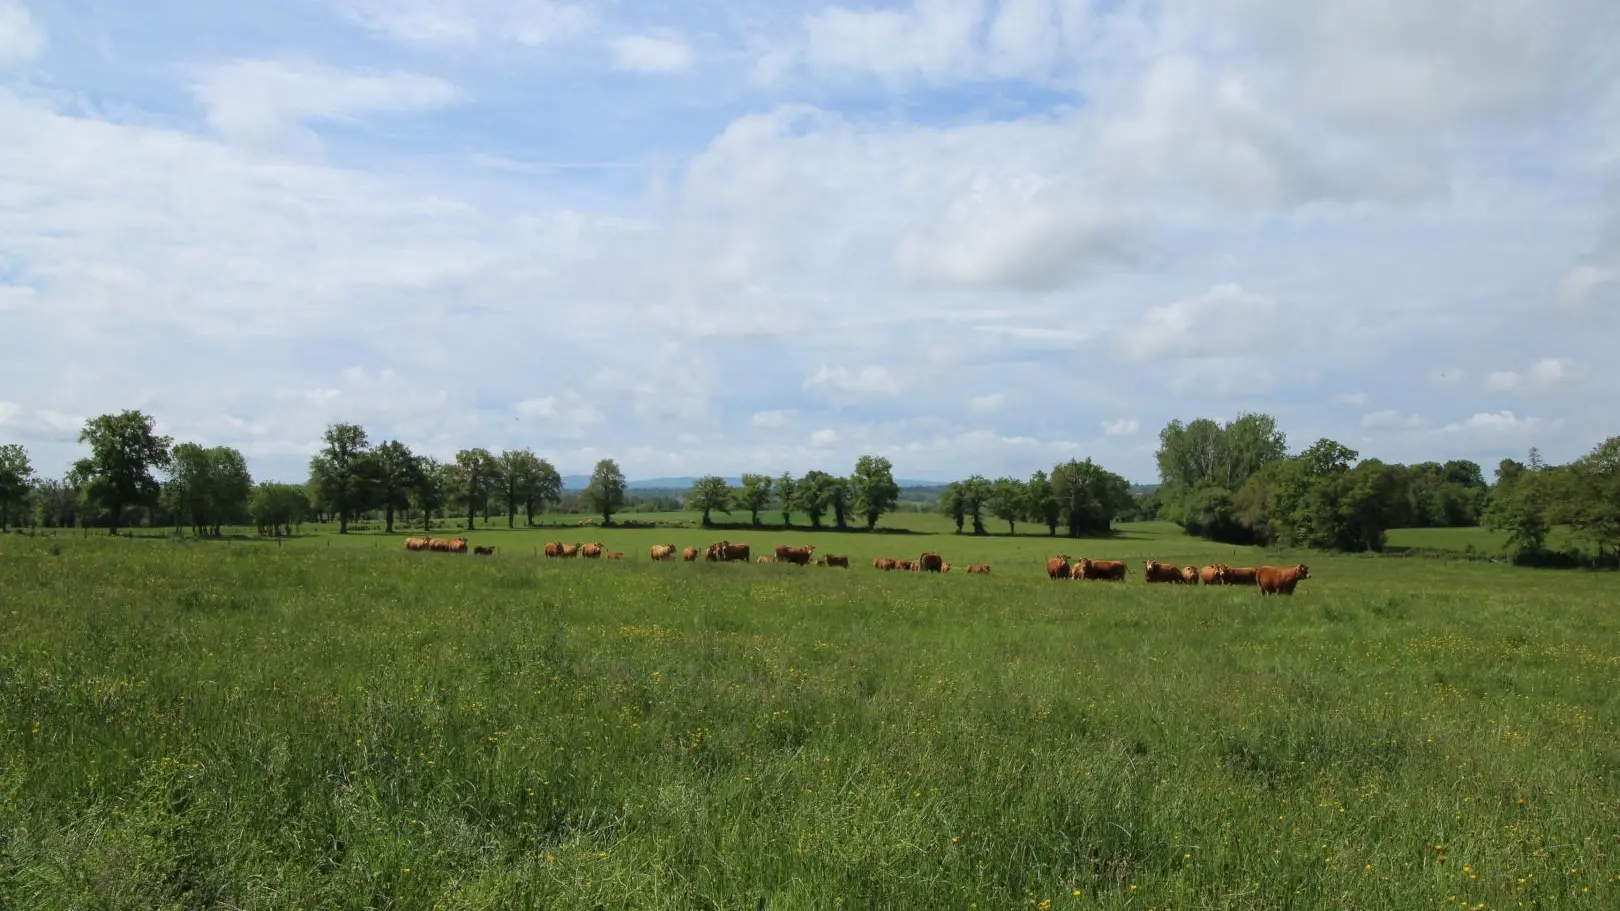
{"left": 385, "top": 502, "right": 395, "bottom": 534}
{"left": 508, "top": 505, "right": 516, "bottom": 529}
{"left": 109, "top": 502, "right": 122, "bottom": 535}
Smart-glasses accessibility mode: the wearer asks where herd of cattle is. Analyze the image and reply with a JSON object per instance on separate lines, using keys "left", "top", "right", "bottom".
{"left": 402, "top": 536, "right": 1310, "bottom": 595}
{"left": 1048, "top": 555, "right": 1312, "bottom": 595}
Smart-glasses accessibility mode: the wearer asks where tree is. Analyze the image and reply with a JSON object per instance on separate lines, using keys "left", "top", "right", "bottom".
{"left": 1566, "top": 436, "right": 1620, "bottom": 561}
{"left": 0, "top": 444, "right": 35, "bottom": 533}
{"left": 686, "top": 476, "right": 733, "bottom": 527}
{"left": 453, "top": 448, "right": 498, "bottom": 530}
{"left": 777, "top": 472, "right": 796, "bottom": 527}
{"left": 522, "top": 456, "right": 563, "bottom": 526}
{"left": 1050, "top": 459, "right": 1133, "bottom": 537}
{"left": 1483, "top": 464, "right": 1551, "bottom": 559}
{"left": 796, "top": 471, "right": 835, "bottom": 528}
{"left": 1024, "top": 470, "right": 1061, "bottom": 535}
{"left": 827, "top": 476, "right": 852, "bottom": 530}
{"left": 938, "top": 482, "right": 966, "bottom": 533}
{"left": 366, "top": 440, "right": 420, "bottom": 534}
{"left": 411, "top": 456, "right": 446, "bottom": 532}
{"left": 958, "top": 475, "right": 992, "bottom": 535}
{"left": 736, "top": 474, "right": 773, "bottom": 526}
{"left": 493, "top": 448, "right": 548, "bottom": 529}
{"left": 32, "top": 476, "right": 79, "bottom": 529}
{"left": 988, "top": 477, "right": 1026, "bottom": 534}
{"left": 73, "top": 410, "right": 174, "bottom": 535}
{"left": 583, "top": 458, "right": 627, "bottom": 525}
{"left": 249, "top": 483, "right": 310, "bottom": 537}
{"left": 850, "top": 455, "right": 901, "bottom": 531}
{"left": 308, "top": 423, "right": 371, "bottom": 533}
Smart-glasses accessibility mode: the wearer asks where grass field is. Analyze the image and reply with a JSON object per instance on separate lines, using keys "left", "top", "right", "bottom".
{"left": 2, "top": 521, "right": 1616, "bottom": 910}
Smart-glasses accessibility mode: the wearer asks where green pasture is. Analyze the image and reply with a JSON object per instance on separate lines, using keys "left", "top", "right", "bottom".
{"left": 1, "top": 523, "right": 1616, "bottom": 910}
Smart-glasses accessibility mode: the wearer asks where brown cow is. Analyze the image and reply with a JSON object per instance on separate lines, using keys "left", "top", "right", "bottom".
{"left": 1257, "top": 563, "right": 1310, "bottom": 595}
{"left": 682, "top": 546, "right": 700, "bottom": 562}
{"left": 473, "top": 545, "right": 496, "bottom": 556}
{"left": 1199, "top": 564, "right": 1226, "bottom": 585}
{"left": 447, "top": 537, "right": 468, "bottom": 554}
{"left": 1221, "top": 566, "right": 1259, "bottom": 586}
{"left": 915, "top": 552, "right": 943, "bottom": 572}
{"left": 707, "top": 541, "right": 751, "bottom": 562}
{"left": 873, "top": 557, "right": 895, "bottom": 570}
{"left": 1180, "top": 565, "right": 1199, "bottom": 585}
{"left": 1047, "top": 555, "right": 1071, "bottom": 580}
{"left": 560, "top": 543, "right": 581, "bottom": 557}
{"left": 405, "top": 536, "right": 430, "bottom": 551}
{"left": 895, "top": 559, "right": 916, "bottom": 571}
{"left": 757, "top": 555, "right": 775, "bottom": 563}
{"left": 543, "top": 541, "right": 564, "bottom": 558}
{"left": 606, "top": 551, "right": 624, "bottom": 560}
{"left": 649, "top": 544, "right": 676, "bottom": 561}
{"left": 581, "top": 543, "right": 603, "bottom": 559}
{"left": 940, "top": 562, "right": 951, "bottom": 573}
{"left": 1143, "top": 559, "right": 1184, "bottom": 583}
{"left": 824, "top": 554, "right": 849, "bottom": 568}
{"left": 775, "top": 544, "right": 815, "bottom": 565}
{"left": 1074, "top": 558, "right": 1127, "bottom": 581}
{"left": 965, "top": 563, "right": 991, "bottom": 574}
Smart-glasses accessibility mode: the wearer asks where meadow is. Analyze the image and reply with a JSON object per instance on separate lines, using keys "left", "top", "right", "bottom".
{"left": 1, "top": 519, "right": 1616, "bottom": 910}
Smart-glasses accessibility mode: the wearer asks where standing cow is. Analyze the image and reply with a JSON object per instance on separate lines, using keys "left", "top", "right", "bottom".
{"left": 1257, "top": 564, "right": 1310, "bottom": 595}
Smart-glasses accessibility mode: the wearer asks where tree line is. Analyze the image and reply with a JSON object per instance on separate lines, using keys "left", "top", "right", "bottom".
{"left": 1147, "top": 412, "right": 1619, "bottom": 565}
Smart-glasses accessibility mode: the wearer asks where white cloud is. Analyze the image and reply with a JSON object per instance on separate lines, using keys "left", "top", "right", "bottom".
{"left": 751, "top": 410, "right": 790, "bottom": 428}
{"left": 802, "top": 365, "right": 905, "bottom": 402}
{"left": 968, "top": 393, "right": 1005, "bottom": 414}
{"left": 1436, "top": 410, "right": 1554, "bottom": 439}
{"left": 1361, "top": 410, "right": 1422, "bottom": 431}
{"left": 190, "top": 59, "right": 460, "bottom": 153}
{"left": 1333, "top": 392, "right": 1368, "bottom": 406}
{"left": 1116, "top": 284, "right": 1278, "bottom": 362}
{"left": 328, "top": 0, "right": 596, "bottom": 50}
{"left": 0, "top": 284, "right": 36, "bottom": 311}
{"left": 0, "top": 400, "right": 21, "bottom": 426}
{"left": 0, "top": 0, "right": 43, "bottom": 66}
{"left": 808, "top": 428, "right": 839, "bottom": 449}
{"left": 609, "top": 33, "right": 693, "bottom": 73}
{"left": 515, "top": 389, "right": 605, "bottom": 436}
{"left": 1558, "top": 264, "right": 1619, "bottom": 309}
{"left": 1101, "top": 418, "right": 1140, "bottom": 437}
{"left": 1481, "top": 358, "right": 1589, "bottom": 394}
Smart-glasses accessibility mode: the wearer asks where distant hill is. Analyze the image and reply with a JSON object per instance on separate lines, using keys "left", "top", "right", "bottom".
{"left": 561, "top": 475, "right": 947, "bottom": 492}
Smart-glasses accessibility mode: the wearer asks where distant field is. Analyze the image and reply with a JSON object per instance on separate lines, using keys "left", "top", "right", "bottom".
{"left": 2, "top": 523, "right": 1616, "bottom": 909}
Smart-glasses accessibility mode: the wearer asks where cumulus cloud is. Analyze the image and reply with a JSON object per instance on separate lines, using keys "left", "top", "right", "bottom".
{"left": 751, "top": 410, "right": 789, "bottom": 428}
{"left": 1481, "top": 358, "right": 1589, "bottom": 394}
{"left": 0, "top": 0, "right": 43, "bottom": 66}
{"left": 1116, "top": 284, "right": 1278, "bottom": 362}
{"left": 190, "top": 59, "right": 461, "bottom": 153}
{"left": 802, "top": 365, "right": 905, "bottom": 403}
{"left": 1361, "top": 410, "right": 1423, "bottom": 431}
{"left": 327, "top": 0, "right": 596, "bottom": 49}
{"left": 808, "top": 428, "right": 839, "bottom": 449}
{"left": 1333, "top": 392, "right": 1368, "bottom": 406}
{"left": 1101, "top": 418, "right": 1140, "bottom": 436}
{"left": 515, "top": 389, "right": 605, "bottom": 437}
{"left": 1558, "top": 264, "right": 1620, "bottom": 309}
{"left": 609, "top": 33, "right": 693, "bottom": 72}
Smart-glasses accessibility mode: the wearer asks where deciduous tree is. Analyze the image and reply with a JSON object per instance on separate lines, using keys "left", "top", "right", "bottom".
{"left": 583, "top": 458, "right": 627, "bottom": 525}
{"left": 308, "top": 423, "right": 371, "bottom": 534}
{"left": 686, "top": 475, "right": 733, "bottom": 527}
{"left": 736, "top": 474, "right": 773, "bottom": 526}
{"left": 850, "top": 455, "right": 900, "bottom": 531}
{"left": 73, "top": 410, "right": 174, "bottom": 535}
{"left": 0, "top": 443, "right": 34, "bottom": 533}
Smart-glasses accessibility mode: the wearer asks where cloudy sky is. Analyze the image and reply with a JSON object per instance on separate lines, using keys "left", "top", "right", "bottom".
{"left": 2, "top": 0, "right": 1618, "bottom": 485}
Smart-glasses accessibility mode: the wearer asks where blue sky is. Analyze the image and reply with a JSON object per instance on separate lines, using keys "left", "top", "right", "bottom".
{"left": 2, "top": 0, "right": 1619, "bottom": 486}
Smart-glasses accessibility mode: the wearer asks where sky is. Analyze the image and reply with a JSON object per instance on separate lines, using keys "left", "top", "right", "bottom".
{"left": 2, "top": 0, "right": 1618, "bottom": 486}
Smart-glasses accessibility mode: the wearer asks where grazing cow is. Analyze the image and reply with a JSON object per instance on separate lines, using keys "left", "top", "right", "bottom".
{"left": 473, "top": 545, "right": 496, "bottom": 556}
{"left": 581, "top": 543, "right": 603, "bottom": 559}
{"left": 874, "top": 557, "right": 896, "bottom": 570}
{"left": 444, "top": 537, "right": 468, "bottom": 554}
{"left": 895, "top": 559, "right": 916, "bottom": 571}
{"left": 1199, "top": 564, "right": 1226, "bottom": 585}
{"left": 707, "top": 541, "right": 751, "bottom": 562}
{"left": 1143, "top": 559, "right": 1184, "bottom": 583}
{"left": 560, "top": 543, "right": 581, "bottom": 558}
{"left": 606, "top": 551, "right": 624, "bottom": 560}
{"left": 1047, "top": 555, "right": 1071, "bottom": 580}
{"left": 649, "top": 544, "right": 676, "bottom": 561}
{"left": 1074, "top": 558, "right": 1127, "bottom": 581}
{"left": 758, "top": 556, "right": 775, "bottom": 563}
{"left": 1220, "top": 566, "right": 1259, "bottom": 586}
{"left": 940, "top": 563, "right": 951, "bottom": 573}
{"left": 916, "top": 552, "right": 943, "bottom": 573}
{"left": 775, "top": 544, "right": 815, "bottom": 565}
{"left": 965, "top": 563, "right": 991, "bottom": 574}
{"left": 543, "top": 541, "right": 564, "bottom": 558}
{"left": 405, "top": 536, "right": 430, "bottom": 551}
{"left": 1180, "top": 565, "right": 1199, "bottom": 585}
{"left": 825, "top": 554, "right": 850, "bottom": 568}
{"left": 1257, "top": 563, "right": 1310, "bottom": 595}
{"left": 682, "top": 546, "right": 700, "bottom": 562}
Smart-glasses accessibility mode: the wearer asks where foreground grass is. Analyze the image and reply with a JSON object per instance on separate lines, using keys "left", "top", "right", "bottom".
{"left": 1, "top": 535, "right": 1616, "bottom": 910}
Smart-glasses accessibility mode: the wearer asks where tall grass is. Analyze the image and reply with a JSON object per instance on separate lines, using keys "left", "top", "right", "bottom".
{"left": 1, "top": 531, "right": 1615, "bottom": 909}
